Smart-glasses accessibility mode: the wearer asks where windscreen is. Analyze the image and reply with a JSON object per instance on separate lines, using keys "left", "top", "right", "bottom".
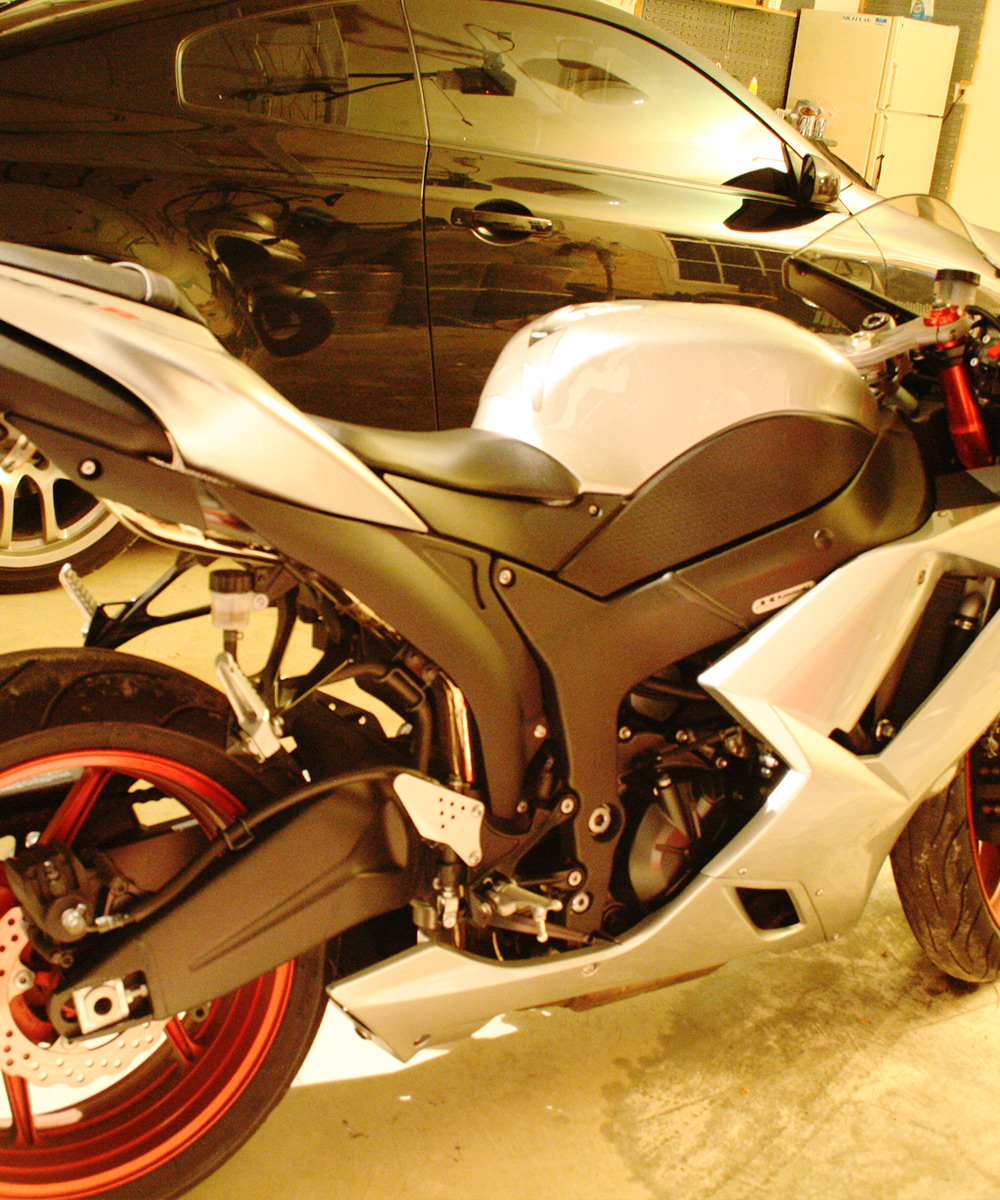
{"left": 787, "top": 194, "right": 1000, "bottom": 320}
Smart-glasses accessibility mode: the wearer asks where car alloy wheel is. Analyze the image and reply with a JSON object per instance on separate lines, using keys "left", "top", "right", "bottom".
{"left": 0, "top": 419, "right": 131, "bottom": 592}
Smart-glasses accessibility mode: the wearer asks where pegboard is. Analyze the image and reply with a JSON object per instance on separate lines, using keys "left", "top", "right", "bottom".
{"left": 641, "top": 0, "right": 798, "bottom": 107}
{"left": 641, "top": 0, "right": 986, "bottom": 195}
{"left": 643, "top": 0, "right": 733, "bottom": 55}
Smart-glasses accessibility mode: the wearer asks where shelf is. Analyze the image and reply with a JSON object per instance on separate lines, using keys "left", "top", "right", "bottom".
{"left": 700, "top": 0, "right": 796, "bottom": 16}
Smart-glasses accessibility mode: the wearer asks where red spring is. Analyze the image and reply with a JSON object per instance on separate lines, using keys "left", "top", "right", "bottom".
{"left": 939, "top": 359, "right": 993, "bottom": 468}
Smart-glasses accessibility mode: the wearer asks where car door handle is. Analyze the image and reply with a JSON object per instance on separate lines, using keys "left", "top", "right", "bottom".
{"left": 450, "top": 207, "right": 553, "bottom": 242}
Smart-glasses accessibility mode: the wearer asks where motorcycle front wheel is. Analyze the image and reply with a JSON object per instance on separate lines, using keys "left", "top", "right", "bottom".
{"left": 0, "top": 650, "right": 327, "bottom": 1200}
{"left": 892, "top": 738, "right": 1000, "bottom": 983}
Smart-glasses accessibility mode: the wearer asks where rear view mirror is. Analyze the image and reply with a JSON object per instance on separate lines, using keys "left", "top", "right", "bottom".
{"left": 798, "top": 154, "right": 841, "bottom": 208}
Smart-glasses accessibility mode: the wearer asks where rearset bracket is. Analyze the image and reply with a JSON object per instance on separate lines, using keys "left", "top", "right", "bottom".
{"left": 392, "top": 774, "right": 485, "bottom": 866}
{"left": 59, "top": 554, "right": 210, "bottom": 649}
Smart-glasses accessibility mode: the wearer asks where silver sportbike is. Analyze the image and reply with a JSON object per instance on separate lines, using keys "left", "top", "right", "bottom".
{"left": 0, "top": 193, "right": 996, "bottom": 1199}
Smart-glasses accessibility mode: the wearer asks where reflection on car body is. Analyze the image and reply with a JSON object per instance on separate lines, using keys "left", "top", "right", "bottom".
{"left": 0, "top": 0, "right": 887, "bottom": 585}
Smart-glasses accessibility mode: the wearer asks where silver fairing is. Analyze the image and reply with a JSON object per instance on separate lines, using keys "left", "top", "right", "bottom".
{"left": 331, "top": 492, "right": 1000, "bottom": 1060}
{"left": 474, "top": 301, "right": 880, "bottom": 495}
{"left": 0, "top": 264, "right": 425, "bottom": 532}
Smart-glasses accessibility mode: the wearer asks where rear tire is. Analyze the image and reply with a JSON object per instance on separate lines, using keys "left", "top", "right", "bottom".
{"left": 891, "top": 747, "right": 1000, "bottom": 983}
{"left": 0, "top": 648, "right": 328, "bottom": 1200}
{"left": 0, "top": 647, "right": 232, "bottom": 744}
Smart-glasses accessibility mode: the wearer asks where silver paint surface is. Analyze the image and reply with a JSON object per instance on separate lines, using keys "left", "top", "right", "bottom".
{"left": 0, "top": 266, "right": 426, "bottom": 532}
{"left": 333, "top": 499, "right": 1000, "bottom": 1059}
{"left": 474, "top": 302, "right": 879, "bottom": 494}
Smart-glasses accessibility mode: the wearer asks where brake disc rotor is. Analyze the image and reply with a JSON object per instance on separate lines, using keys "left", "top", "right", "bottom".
{"left": 0, "top": 908, "right": 165, "bottom": 1088}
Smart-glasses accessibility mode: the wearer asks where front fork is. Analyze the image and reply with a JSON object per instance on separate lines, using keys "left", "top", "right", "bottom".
{"left": 937, "top": 339, "right": 993, "bottom": 468}
{"left": 926, "top": 276, "right": 993, "bottom": 469}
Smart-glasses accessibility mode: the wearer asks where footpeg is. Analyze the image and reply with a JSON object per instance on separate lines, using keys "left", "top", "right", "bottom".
{"left": 487, "top": 880, "right": 562, "bottom": 943}
{"left": 59, "top": 563, "right": 98, "bottom": 632}
{"left": 214, "top": 651, "right": 283, "bottom": 760}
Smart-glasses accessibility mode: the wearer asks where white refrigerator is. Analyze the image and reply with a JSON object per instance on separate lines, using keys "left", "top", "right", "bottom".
{"left": 786, "top": 11, "right": 958, "bottom": 196}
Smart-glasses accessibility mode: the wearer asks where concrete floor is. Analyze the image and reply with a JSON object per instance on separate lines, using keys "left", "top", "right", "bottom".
{"left": 4, "top": 542, "right": 1000, "bottom": 1200}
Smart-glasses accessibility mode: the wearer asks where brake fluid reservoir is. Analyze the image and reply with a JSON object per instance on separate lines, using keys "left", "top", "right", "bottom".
{"left": 209, "top": 568, "right": 255, "bottom": 631}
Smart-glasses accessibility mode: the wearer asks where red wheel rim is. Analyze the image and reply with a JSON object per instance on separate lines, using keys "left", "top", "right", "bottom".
{"left": 0, "top": 748, "right": 296, "bottom": 1199}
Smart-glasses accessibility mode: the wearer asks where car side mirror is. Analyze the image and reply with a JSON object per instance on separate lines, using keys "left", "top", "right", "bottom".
{"left": 797, "top": 154, "right": 841, "bottom": 208}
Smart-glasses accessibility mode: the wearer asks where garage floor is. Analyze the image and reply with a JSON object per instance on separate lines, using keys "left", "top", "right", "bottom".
{"left": 3, "top": 542, "right": 1000, "bottom": 1200}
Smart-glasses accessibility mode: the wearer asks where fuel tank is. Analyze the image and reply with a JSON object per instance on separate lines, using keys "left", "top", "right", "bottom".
{"left": 473, "top": 301, "right": 882, "bottom": 496}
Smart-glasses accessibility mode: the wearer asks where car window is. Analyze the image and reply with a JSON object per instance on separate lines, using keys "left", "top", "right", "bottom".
{"left": 407, "top": 0, "right": 791, "bottom": 194}
{"left": 177, "top": 0, "right": 423, "bottom": 139}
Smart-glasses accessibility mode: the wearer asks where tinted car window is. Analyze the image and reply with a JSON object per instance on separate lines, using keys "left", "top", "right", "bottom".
{"left": 178, "top": 1, "right": 423, "bottom": 138}
{"left": 408, "top": 0, "right": 790, "bottom": 192}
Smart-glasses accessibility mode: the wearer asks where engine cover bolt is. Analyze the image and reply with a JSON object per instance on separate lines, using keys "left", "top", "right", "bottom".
{"left": 588, "top": 805, "right": 613, "bottom": 836}
{"left": 570, "top": 891, "right": 592, "bottom": 913}
{"left": 497, "top": 568, "right": 515, "bottom": 587}
{"left": 559, "top": 796, "right": 577, "bottom": 816}
{"left": 77, "top": 459, "right": 101, "bottom": 479}
{"left": 618, "top": 726, "right": 632, "bottom": 741}
{"left": 567, "top": 869, "right": 585, "bottom": 888}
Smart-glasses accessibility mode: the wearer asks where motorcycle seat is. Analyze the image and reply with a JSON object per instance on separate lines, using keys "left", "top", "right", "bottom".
{"left": 0, "top": 241, "right": 204, "bottom": 323}
{"left": 315, "top": 418, "right": 580, "bottom": 504}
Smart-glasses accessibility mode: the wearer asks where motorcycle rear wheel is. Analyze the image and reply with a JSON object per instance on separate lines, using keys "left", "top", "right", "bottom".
{"left": 891, "top": 745, "right": 1000, "bottom": 983}
{"left": 0, "top": 649, "right": 328, "bottom": 1200}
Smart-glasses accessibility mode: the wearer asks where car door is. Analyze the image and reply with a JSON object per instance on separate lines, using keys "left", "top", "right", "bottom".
{"left": 405, "top": 0, "right": 839, "bottom": 429}
{"left": 0, "top": 0, "right": 436, "bottom": 429}
{"left": 173, "top": 0, "right": 435, "bottom": 428}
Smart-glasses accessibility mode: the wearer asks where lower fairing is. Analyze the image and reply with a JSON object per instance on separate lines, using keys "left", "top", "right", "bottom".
{"left": 332, "top": 487, "right": 1000, "bottom": 1060}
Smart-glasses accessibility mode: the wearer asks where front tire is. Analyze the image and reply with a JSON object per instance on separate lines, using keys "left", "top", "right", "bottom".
{"left": 891, "top": 744, "right": 1000, "bottom": 983}
{"left": 0, "top": 649, "right": 328, "bottom": 1200}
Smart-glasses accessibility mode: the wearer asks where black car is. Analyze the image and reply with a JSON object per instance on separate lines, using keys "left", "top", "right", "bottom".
{"left": 0, "top": 0, "right": 864, "bottom": 588}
